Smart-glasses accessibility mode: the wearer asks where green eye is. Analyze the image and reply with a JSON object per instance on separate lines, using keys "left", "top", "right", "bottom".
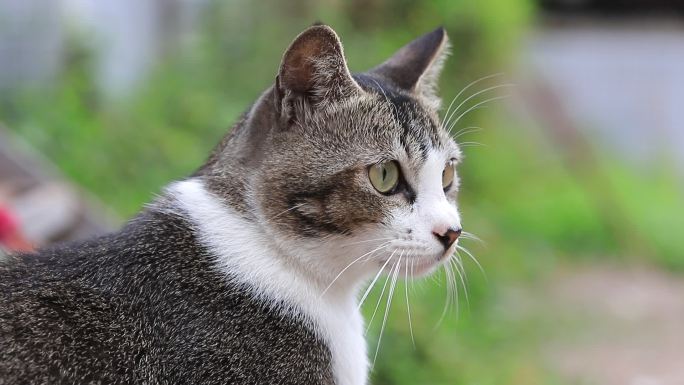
{"left": 369, "top": 161, "right": 400, "bottom": 194}
{"left": 442, "top": 162, "right": 455, "bottom": 189}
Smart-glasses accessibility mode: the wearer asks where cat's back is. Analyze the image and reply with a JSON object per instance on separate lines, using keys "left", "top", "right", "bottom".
{"left": 0, "top": 212, "right": 334, "bottom": 385}
{"left": 0, "top": 240, "right": 145, "bottom": 384}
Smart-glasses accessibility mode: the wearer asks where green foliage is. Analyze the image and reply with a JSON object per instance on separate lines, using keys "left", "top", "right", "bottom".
{"left": 2, "top": 0, "right": 683, "bottom": 384}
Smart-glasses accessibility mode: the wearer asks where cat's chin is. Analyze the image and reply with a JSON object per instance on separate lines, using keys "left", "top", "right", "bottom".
{"left": 409, "top": 257, "right": 446, "bottom": 277}
{"left": 381, "top": 254, "right": 450, "bottom": 278}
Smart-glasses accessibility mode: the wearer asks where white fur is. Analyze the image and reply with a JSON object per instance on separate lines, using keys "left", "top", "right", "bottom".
{"left": 412, "top": 150, "right": 462, "bottom": 238}
{"left": 373, "top": 148, "right": 462, "bottom": 276}
{"left": 164, "top": 148, "right": 460, "bottom": 385}
{"left": 167, "top": 179, "right": 368, "bottom": 385}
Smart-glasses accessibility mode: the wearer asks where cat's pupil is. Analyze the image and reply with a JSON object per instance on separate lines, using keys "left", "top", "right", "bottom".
{"left": 382, "top": 168, "right": 387, "bottom": 180}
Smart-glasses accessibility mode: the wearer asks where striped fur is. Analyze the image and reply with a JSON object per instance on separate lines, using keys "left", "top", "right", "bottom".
{"left": 0, "top": 25, "right": 462, "bottom": 385}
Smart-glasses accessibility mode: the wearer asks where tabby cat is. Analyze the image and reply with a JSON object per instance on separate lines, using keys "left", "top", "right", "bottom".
{"left": 0, "top": 24, "right": 463, "bottom": 385}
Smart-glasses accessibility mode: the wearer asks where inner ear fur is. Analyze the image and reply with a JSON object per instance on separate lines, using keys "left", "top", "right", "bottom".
{"left": 276, "top": 24, "right": 362, "bottom": 114}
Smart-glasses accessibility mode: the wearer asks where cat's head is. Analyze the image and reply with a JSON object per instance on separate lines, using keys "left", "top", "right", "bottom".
{"left": 201, "top": 25, "right": 462, "bottom": 292}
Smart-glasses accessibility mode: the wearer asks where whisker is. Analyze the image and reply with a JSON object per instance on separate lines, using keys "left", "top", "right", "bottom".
{"left": 442, "top": 95, "right": 460, "bottom": 132}
{"left": 270, "top": 203, "right": 305, "bottom": 219}
{"left": 449, "top": 260, "right": 460, "bottom": 315}
{"left": 339, "top": 237, "right": 394, "bottom": 248}
{"left": 409, "top": 257, "right": 417, "bottom": 295}
{"left": 448, "top": 95, "right": 511, "bottom": 132}
{"left": 321, "top": 242, "right": 392, "bottom": 297}
{"left": 448, "top": 105, "right": 493, "bottom": 132}
{"left": 370, "top": 78, "right": 399, "bottom": 116}
{"left": 366, "top": 255, "right": 399, "bottom": 334}
{"left": 429, "top": 271, "right": 443, "bottom": 285}
{"left": 372, "top": 254, "right": 402, "bottom": 367}
{"left": 434, "top": 264, "right": 456, "bottom": 330}
{"left": 450, "top": 257, "right": 469, "bottom": 310}
{"left": 441, "top": 73, "right": 505, "bottom": 129}
{"left": 460, "top": 231, "right": 484, "bottom": 244}
{"left": 358, "top": 251, "right": 396, "bottom": 310}
{"left": 456, "top": 244, "right": 487, "bottom": 280}
{"left": 457, "top": 141, "right": 486, "bottom": 147}
{"left": 452, "top": 252, "right": 469, "bottom": 285}
{"left": 445, "top": 83, "right": 515, "bottom": 133}
{"left": 452, "top": 126, "right": 483, "bottom": 139}
{"left": 404, "top": 256, "right": 415, "bottom": 348}
{"left": 447, "top": 262, "right": 459, "bottom": 316}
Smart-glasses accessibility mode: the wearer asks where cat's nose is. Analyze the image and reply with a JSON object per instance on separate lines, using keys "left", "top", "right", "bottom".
{"left": 433, "top": 227, "right": 461, "bottom": 250}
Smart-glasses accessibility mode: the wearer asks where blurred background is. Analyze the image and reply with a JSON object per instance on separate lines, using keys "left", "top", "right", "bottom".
{"left": 1, "top": 0, "right": 683, "bottom": 384}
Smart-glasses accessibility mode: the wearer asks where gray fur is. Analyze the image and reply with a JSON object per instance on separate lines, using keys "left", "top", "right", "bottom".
{"left": 0, "top": 24, "right": 456, "bottom": 384}
{"left": 0, "top": 211, "right": 333, "bottom": 384}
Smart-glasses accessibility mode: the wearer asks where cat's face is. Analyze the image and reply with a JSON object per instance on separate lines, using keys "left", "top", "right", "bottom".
{"left": 231, "top": 26, "right": 462, "bottom": 291}
{"left": 257, "top": 85, "right": 461, "bottom": 283}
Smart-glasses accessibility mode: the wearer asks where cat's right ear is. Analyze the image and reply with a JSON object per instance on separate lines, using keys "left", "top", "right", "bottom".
{"left": 275, "top": 25, "right": 362, "bottom": 124}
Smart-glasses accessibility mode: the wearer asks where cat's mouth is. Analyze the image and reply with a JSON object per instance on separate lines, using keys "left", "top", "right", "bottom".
{"left": 380, "top": 253, "right": 450, "bottom": 278}
{"left": 405, "top": 258, "right": 441, "bottom": 277}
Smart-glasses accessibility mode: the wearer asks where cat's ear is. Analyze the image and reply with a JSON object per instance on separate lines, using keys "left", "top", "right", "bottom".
{"left": 275, "top": 25, "right": 362, "bottom": 120}
{"left": 370, "top": 27, "right": 450, "bottom": 108}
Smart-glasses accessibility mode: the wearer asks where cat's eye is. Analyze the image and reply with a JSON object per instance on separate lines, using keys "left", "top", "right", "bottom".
{"left": 442, "top": 161, "right": 455, "bottom": 190}
{"left": 369, "top": 161, "right": 400, "bottom": 194}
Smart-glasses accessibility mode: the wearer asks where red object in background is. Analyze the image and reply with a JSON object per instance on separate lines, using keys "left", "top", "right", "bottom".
{"left": 0, "top": 205, "right": 33, "bottom": 253}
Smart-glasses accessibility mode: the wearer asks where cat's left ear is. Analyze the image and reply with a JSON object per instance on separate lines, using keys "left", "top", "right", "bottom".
{"left": 370, "top": 27, "right": 450, "bottom": 109}
{"left": 275, "top": 24, "right": 362, "bottom": 121}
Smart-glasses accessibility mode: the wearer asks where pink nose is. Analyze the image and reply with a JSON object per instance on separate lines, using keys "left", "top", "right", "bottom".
{"left": 433, "top": 228, "right": 461, "bottom": 250}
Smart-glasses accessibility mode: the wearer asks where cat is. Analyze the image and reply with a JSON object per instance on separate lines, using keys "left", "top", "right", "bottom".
{"left": 0, "top": 24, "right": 462, "bottom": 385}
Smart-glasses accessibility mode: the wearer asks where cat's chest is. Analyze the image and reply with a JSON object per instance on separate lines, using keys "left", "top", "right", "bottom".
{"left": 312, "top": 298, "right": 368, "bottom": 385}
{"left": 169, "top": 179, "right": 368, "bottom": 384}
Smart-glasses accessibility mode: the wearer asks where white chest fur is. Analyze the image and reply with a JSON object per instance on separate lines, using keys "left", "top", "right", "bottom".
{"left": 167, "top": 179, "right": 368, "bottom": 385}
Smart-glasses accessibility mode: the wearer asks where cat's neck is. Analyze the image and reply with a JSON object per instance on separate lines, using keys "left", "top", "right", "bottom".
{"left": 162, "top": 178, "right": 368, "bottom": 385}
{"left": 192, "top": 89, "right": 277, "bottom": 217}
{"left": 163, "top": 178, "right": 361, "bottom": 304}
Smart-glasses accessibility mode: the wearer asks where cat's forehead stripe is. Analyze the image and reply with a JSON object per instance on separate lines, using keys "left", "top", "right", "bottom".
{"left": 354, "top": 75, "right": 446, "bottom": 161}
{"left": 394, "top": 99, "right": 444, "bottom": 163}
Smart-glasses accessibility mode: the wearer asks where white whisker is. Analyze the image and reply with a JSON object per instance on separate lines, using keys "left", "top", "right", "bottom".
{"left": 321, "top": 242, "right": 392, "bottom": 297}
{"left": 452, "top": 126, "right": 483, "bottom": 139}
{"left": 448, "top": 95, "right": 510, "bottom": 132}
{"left": 457, "top": 141, "right": 486, "bottom": 147}
{"left": 339, "top": 237, "right": 394, "bottom": 248}
{"left": 404, "top": 256, "right": 415, "bottom": 348}
{"left": 445, "top": 83, "right": 515, "bottom": 134}
{"left": 452, "top": 252, "right": 469, "bottom": 285}
{"left": 366, "top": 256, "right": 398, "bottom": 334}
{"left": 450, "top": 257, "right": 469, "bottom": 309}
{"left": 434, "top": 264, "right": 456, "bottom": 330}
{"left": 270, "top": 203, "right": 305, "bottom": 219}
{"left": 460, "top": 231, "right": 484, "bottom": 244}
{"left": 409, "top": 257, "right": 417, "bottom": 295}
{"left": 456, "top": 244, "right": 486, "bottom": 280}
{"left": 372, "top": 254, "right": 402, "bottom": 367}
{"left": 441, "top": 73, "right": 505, "bottom": 129}
{"left": 370, "top": 78, "right": 399, "bottom": 116}
{"left": 358, "top": 251, "right": 395, "bottom": 310}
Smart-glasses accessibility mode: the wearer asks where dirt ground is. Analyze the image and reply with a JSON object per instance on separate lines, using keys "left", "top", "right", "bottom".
{"left": 540, "top": 265, "right": 684, "bottom": 385}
